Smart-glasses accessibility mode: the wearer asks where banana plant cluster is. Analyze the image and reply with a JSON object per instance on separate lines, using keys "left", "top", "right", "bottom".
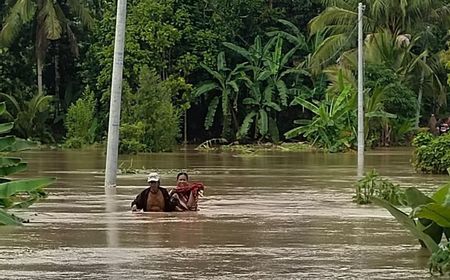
{"left": 196, "top": 29, "right": 309, "bottom": 142}
{"left": 0, "top": 102, "right": 55, "bottom": 225}
{"left": 373, "top": 184, "right": 450, "bottom": 275}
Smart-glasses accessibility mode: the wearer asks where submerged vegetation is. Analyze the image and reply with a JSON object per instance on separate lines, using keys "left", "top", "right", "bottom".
{"left": 354, "top": 170, "right": 406, "bottom": 205}
{"left": 195, "top": 141, "right": 313, "bottom": 154}
{"left": 356, "top": 169, "right": 450, "bottom": 276}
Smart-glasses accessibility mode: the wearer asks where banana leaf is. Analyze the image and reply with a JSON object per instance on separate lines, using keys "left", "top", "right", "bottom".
{"left": 431, "top": 183, "right": 450, "bottom": 204}
{"left": 0, "top": 208, "right": 22, "bottom": 225}
{"left": 372, "top": 197, "right": 439, "bottom": 253}
{"left": 0, "top": 157, "right": 22, "bottom": 167}
{"left": 0, "top": 122, "right": 14, "bottom": 134}
{"left": 0, "top": 163, "right": 27, "bottom": 176}
{"left": 0, "top": 178, "right": 55, "bottom": 198}
{"left": 0, "top": 136, "right": 16, "bottom": 151}
{"left": 414, "top": 203, "right": 450, "bottom": 228}
{"left": 3, "top": 138, "right": 38, "bottom": 152}
{"left": 405, "top": 187, "right": 434, "bottom": 208}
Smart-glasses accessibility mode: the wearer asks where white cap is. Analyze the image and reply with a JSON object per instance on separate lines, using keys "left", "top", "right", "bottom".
{"left": 147, "top": 172, "right": 160, "bottom": 182}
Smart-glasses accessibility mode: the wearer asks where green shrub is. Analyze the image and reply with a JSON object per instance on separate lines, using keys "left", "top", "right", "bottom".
{"left": 412, "top": 132, "right": 450, "bottom": 174}
{"left": 64, "top": 88, "right": 97, "bottom": 148}
{"left": 119, "top": 67, "right": 179, "bottom": 153}
{"left": 412, "top": 131, "right": 435, "bottom": 147}
{"left": 119, "top": 122, "right": 146, "bottom": 154}
{"left": 429, "top": 242, "right": 450, "bottom": 276}
{"left": 354, "top": 170, "right": 406, "bottom": 205}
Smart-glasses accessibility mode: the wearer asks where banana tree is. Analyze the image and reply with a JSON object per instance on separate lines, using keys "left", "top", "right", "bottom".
{"left": 194, "top": 52, "right": 246, "bottom": 139}
{"left": 0, "top": 102, "right": 55, "bottom": 225}
{"left": 224, "top": 35, "right": 307, "bottom": 107}
{"left": 372, "top": 182, "right": 450, "bottom": 274}
{"left": 285, "top": 85, "right": 356, "bottom": 151}
{"left": 237, "top": 78, "right": 282, "bottom": 142}
{"left": 224, "top": 35, "right": 307, "bottom": 141}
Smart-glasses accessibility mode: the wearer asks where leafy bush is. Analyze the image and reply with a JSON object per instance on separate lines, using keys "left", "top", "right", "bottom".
{"left": 119, "top": 122, "right": 146, "bottom": 154}
{"left": 119, "top": 67, "right": 180, "bottom": 153}
{"left": 412, "top": 131, "right": 435, "bottom": 147}
{"left": 412, "top": 132, "right": 450, "bottom": 174}
{"left": 354, "top": 170, "right": 406, "bottom": 205}
{"left": 64, "top": 88, "right": 97, "bottom": 148}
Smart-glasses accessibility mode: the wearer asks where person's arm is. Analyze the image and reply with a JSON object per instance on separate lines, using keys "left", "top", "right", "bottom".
{"left": 161, "top": 187, "right": 175, "bottom": 212}
{"left": 131, "top": 188, "right": 148, "bottom": 212}
{"left": 186, "top": 191, "right": 198, "bottom": 211}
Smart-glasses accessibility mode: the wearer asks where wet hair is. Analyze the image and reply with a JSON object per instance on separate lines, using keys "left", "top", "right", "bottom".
{"left": 176, "top": 172, "right": 188, "bottom": 181}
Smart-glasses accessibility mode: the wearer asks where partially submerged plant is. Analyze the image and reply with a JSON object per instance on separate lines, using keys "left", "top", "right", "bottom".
{"left": 372, "top": 179, "right": 450, "bottom": 275}
{"left": 354, "top": 170, "right": 406, "bottom": 205}
{"left": 0, "top": 102, "right": 55, "bottom": 225}
{"left": 195, "top": 138, "right": 228, "bottom": 151}
{"left": 429, "top": 242, "right": 450, "bottom": 276}
{"left": 412, "top": 132, "right": 450, "bottom": 174}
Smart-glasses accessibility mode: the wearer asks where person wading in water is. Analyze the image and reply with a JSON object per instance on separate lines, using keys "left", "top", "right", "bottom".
{"left": 169, "top": 172, "right": 204, "bottom": 211}
{"left": 131, "top": 172, "right": 173, "bottom": 212}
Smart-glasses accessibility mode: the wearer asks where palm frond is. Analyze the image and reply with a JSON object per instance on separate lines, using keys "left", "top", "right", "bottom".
{"left": 40, "top": 0, "right": 63, "bottom": 40}
{"left": 67, "top": 0, "right": 95, "bottom": 29}
{"left": 310, "top": 33, "right": 352, "bottom": 72}
{"left": 309, "top": 7, "right": 357, "bottom": 36}
{"left": 0, "top": 0, "right": 36, "bottom": 47}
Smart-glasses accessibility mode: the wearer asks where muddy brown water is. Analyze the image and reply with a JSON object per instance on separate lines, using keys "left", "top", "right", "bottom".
{"left": 0, "top": 147, "right": 447, "bottom": 279}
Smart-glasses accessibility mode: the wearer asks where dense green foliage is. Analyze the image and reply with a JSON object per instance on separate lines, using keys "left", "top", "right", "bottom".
{"left": 64, "top": 88, "right": 97, "bottom": 148}
{"left": 0, "top": 0, "right": 450, "bottom": 152}
{"left": 119, "top": 67, "right": 179, "bottom": 153}
{"left": 412, "top": 132, "right": 450, "bottom": 174}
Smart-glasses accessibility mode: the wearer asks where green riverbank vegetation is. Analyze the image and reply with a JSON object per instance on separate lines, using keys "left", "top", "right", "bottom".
{"left": 1, "top": 0, "right": 450, "bottom": 153}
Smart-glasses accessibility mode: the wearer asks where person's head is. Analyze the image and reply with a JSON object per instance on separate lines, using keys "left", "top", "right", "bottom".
{"left": 176, "top": 172, "right": 188, "bottom": 184}
{"left": 147, "top": 172, "right": 160, "bottom": 188}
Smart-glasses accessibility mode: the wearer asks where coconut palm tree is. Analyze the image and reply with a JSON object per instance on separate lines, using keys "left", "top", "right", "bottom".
{"left": 0, "top": 0, "right": 94, "bottom": 95}
{"left": 309, "top": 0, "right": 450, "bottom": 69}
{"left": 309, "top": 0, "right": 450, "bottom": 127}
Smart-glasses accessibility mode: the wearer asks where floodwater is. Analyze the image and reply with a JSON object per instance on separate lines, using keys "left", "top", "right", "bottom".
{"left": 0, "top": 147, "right": 447, "bottom": 279}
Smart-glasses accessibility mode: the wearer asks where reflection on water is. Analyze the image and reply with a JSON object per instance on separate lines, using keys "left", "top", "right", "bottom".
{"left": 0, "top": 147, "right": 446, "bottom": 279}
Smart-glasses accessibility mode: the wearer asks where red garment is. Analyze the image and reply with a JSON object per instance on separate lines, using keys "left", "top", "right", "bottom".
{"left": 173, "top": 182, "right": 205, "bottom": 194}
{"left": 170, "top": 182, "right": 205, "bottom": 211}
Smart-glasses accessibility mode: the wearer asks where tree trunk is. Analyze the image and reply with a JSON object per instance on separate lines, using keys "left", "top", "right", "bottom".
{"left": 37, "top": 56, "right": 44, "bottom": 95}
{"left": 183, "top": 110, "right": 187, "bottom": 144}
{"left": 415, "top": 57, "right": 426, "bottom": 129}
{"left": 54, "top": 43, "right": 60, "bottom": 112}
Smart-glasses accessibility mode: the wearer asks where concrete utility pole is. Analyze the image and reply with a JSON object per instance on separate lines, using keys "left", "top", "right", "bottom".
{"left": 357, "top": 2, "right": 365, "bottom": 178}
{"left": 105, "top": 0, "right": 127, "bottom": 188}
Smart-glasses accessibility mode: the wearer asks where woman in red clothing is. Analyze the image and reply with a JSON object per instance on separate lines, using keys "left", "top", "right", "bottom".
{"left": 169, "top": 172, "right": 204, "bottom": 211}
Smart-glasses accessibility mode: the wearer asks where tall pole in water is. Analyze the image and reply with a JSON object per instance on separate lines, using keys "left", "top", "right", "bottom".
{"left": 357, "top": 2, "right": 365, "bottom": 178}
{"left": 104, "top": 0, "right": 127, "bottom": 188}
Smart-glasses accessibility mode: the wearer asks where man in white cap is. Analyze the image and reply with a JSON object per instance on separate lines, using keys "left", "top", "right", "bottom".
{"left": 131, "top": 172, "right": 173, "bottom": 212}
